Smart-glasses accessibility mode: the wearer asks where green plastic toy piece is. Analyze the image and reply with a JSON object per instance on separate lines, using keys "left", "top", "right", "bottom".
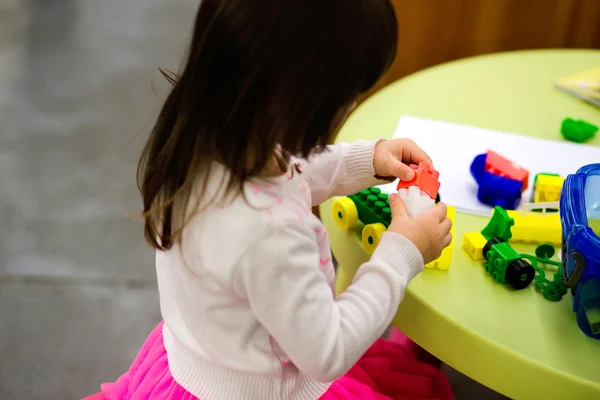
{"left": 535, "top": 243, "right": 555, "bottom": 259}
{"left": 484, "top": 242, "right": 522, "bottom": 285}
{"left": 521, "top": 244, "right": 567, "bottom": 301}
{"left": 481, "top": 206, "right": 514, "bottom": 242}
{"left": 560, "top": 118, "right": 598, "bottom": 143}
{"left": 348, "top": 187, "right": 392, "bottom": 228}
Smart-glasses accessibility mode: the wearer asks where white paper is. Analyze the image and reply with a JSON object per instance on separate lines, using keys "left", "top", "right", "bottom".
{"left": 377, "top": 116, "right": 600, "bottom": 216}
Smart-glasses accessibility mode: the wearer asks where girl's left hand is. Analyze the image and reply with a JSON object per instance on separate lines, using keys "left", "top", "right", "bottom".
{"left": 373, "top": 138, "right": 433, "bottom": 181}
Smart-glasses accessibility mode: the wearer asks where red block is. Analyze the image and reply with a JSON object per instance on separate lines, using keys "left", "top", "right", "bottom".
{"left": 484, "top": 150, "right": 529, "bottom": 191}
{"left": 396, "top": 162, "right": 440, "bottom": 200}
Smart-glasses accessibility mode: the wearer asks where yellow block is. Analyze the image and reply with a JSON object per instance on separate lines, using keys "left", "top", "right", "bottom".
{"left": 462, "top": 231, "right": 487, "bottom": 261}
{"left": 534, "top": 175, "right": 565, "bottom": 203}
{"left": 507, "top": 210, "right": 562, "bottom": 246}
{"left": 426, "top": 206, "right": 456, "bottom": 270}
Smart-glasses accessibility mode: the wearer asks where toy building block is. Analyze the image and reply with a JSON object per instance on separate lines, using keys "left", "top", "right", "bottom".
{"left": 507, "top": 202, "right": 562, "bottom": 246}
{"left": 398, "top": 186, "right": 435, "bottom": 218}
{"left": 348, "top": 188, "right": 392, "bottom": 227}
{"left": 426, "top": 205, "right": 456, "bottom": 270}
{"left": 396, "top": 162, "right": 440, "bottom": 200}
{"left": 561, "top": 118, "right": 598, "bottom": 143}
{"left": 331, "top": 187, "right": 392, "bottom": 255}
{"left": 481, "top": 206, "right": 514, "bottom": 242}
{"left": 484, "top": 150, "right": 530, "bottom": 191}
{"left": 464, "top": 206, "right": 518, "bottom": 261}
{"left": 484, "top": 240, "right": 535, "bottom": 290}
{"left": 471, "top": 154, "right": 523, "bottom": 210}
{"left": 462, "top": 231, "right": 487, "bottom": 261}
{"left": 533, "top": 174, "right": 565, "bottom": 203}
{"left": 332, "top": 188, "right": 390, "bottom": 232}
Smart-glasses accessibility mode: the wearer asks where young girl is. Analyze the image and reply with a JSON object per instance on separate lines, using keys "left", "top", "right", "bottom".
{"left": 86, "top": 0, "right": 453, "bottom": 399}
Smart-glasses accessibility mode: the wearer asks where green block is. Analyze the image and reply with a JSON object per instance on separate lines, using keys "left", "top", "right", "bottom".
{"left": 484, "top": 242, "right": 521, "bottom": 285}
{"left": 481, "top": 206, "right": 514, "bottom": 242}
{"left": 561, "top": 118, "right": 598, "bottom": 143}
{"left": 348, "top": 187, "right": 392, "bottom": 228}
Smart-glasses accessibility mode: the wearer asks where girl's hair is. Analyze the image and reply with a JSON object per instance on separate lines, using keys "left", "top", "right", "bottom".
{"left": 138, "top": 0, "right": 398, "bottom": 250}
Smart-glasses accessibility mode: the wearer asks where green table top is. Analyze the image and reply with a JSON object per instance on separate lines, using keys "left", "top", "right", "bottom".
{"left": 321, "top": 49, "right": 600, "bottom": 400}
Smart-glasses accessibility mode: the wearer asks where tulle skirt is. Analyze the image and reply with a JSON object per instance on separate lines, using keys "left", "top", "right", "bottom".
{"left": 83, "top": 323, "right": 452, "bottom": 400}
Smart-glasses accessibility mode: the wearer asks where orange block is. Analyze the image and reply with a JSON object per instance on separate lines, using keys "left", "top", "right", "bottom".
{"left": 484, "top": 150, "right": 529, "bottom": 191}
{"left": 396, "top": 162, "right": 440, "bottom": 199}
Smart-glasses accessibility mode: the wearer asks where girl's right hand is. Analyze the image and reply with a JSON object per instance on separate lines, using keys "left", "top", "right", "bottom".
{"left": 386, "top": 193, "right": 452, "bottom": 264}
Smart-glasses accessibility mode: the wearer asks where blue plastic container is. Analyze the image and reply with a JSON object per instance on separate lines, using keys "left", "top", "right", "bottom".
{"left": 560, "top": 164, "right": 600, "bottom": 339}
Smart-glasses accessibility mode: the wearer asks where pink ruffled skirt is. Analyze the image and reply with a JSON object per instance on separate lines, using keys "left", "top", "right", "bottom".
{"left": 83, "top": 322, "right": 452, "bottom": 400}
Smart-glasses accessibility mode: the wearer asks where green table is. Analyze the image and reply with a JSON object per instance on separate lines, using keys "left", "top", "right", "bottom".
{"left": 321, "top": 49, "right": 600, "bottom": 399}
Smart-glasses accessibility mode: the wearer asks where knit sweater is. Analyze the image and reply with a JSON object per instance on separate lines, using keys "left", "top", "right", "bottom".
{"left": 157, "top": 139, "right": 425, "bottom": 400}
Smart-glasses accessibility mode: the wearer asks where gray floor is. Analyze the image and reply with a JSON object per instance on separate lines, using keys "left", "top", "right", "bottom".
{"left": 0, "top": 1, "right": 505, "bottom": 399}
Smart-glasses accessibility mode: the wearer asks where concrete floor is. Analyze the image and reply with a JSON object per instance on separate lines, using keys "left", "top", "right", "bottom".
{"left": 0, "top": 1, "right": 506, "bottom": 399}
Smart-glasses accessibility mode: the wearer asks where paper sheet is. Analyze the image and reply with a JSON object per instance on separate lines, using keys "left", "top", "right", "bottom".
{"left": 377, "top": 116, "right": 600, "bottom": 215}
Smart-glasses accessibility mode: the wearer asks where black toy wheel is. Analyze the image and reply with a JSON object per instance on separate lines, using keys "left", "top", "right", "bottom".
{"left": 483, "top": 237, "right": 504, "bottom": 261}
{"left": 506, "top": 259, "right": 535, "bottom": 290}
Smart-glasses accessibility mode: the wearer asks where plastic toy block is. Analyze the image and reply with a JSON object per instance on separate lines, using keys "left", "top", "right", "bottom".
{"left": 463, "top": 231, "right": 487, "bottom": 260}
{"left": 396, "top": 162, "right": 440, "bottom": 200}
{"left": 425, "top": 206, "right": 455, "bottom": 270}
{"left": 398, "top": 186, "right": 435, "bottom": 217}
{"left": 561, "top": 118, "right": 598, "bottom": 143}
{"left": 484, "top": 241, "right": 535, "bottom": 289}
{"left": 470, "top": 153, "right": 487, "bottom": 183}
{"left": 347, "top": 188, "right": 392, "bottom": 228}
{"left": 507, "top": 203, "right": 562, "bottom": 246}
{"left": 533, "top": 174, "right": 564, "bottom": 203}
{"left": 471, "top": 155, "right": 523, "bottom": 210}
{"left": 481, "top": 206, "right": 514, "bottom": 242}
{"left": 533, "top": 172, "right": 559, "bottom": 187}
{"left": 484, "top": 150, "right": 530, "bottom": 191}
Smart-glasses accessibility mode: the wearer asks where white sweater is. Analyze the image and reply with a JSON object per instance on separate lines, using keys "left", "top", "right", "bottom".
{"left": 157, "top": 140, "right": 425, "bottom": 400}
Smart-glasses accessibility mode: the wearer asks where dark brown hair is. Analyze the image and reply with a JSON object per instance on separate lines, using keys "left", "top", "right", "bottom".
{"left": 138, "top": 0, "right": 398, "bottom": 250}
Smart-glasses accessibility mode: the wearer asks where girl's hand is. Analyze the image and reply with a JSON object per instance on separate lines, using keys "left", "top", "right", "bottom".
{"left": 373, "top": 139, "right": 433, "bottom": 181}
{"left": 387, "top": 193, "right": 452, "bottom": 264}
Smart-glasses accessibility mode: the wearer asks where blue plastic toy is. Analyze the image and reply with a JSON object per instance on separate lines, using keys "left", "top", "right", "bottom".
{"left": 560, "top": 163, "right": 600, "bottom": 340}
{"left": 470, "top": 153, "right": 523, "bottom": 210}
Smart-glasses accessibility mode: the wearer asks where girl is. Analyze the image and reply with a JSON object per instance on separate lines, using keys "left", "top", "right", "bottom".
{"left": 87, "top": 0, "right": 453, "bottom": 399}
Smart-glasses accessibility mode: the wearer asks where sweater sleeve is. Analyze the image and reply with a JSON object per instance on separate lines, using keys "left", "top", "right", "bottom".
{"left": 233, "top": 220, "right": 424, "bottom": 382}
{"left": 301, "top": 140, "right": 390, "bottom": 206}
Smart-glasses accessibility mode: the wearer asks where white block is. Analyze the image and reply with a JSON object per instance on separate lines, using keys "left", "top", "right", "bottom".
{"left": 399, "top": 185, "right": 435, "bottom": 217}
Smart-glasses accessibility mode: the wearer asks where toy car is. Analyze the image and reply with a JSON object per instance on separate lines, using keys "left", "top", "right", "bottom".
{"left": 560, "top": 164, "right": 600, "bottom": 339}
{"left": 332, "top": 186, "right": 455, "bottom": 270}
{"left": 463, "top": 206, "right": 535, "bottom": 289}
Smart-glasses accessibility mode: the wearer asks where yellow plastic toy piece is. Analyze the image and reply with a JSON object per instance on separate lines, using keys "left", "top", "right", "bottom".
{"left": 362, "top": 223, "right": 387, "bottom": 255}
{"left": 332, "top": 197, "right": 359, "bottom": 231}
{"left": 426, "top": 205, "right": 456, "bottom": 270}
{"left": 534, "top": 175, "right": 565, "bottom": 203}
{"left": 507, "top": 203, "right": 561, "bottom": 246}
{"left": 462, "top": 231, "right": 487, "bottom": 261}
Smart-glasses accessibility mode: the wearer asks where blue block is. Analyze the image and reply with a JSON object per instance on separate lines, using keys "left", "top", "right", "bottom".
{"left": 477, "top": 172, "right": 523, "bottom": 210}
{"left": 471, "top": 153, "right": 523, "bottom": 210}
{"left": 470, "top": 153, "right": 487, "bottom": 184}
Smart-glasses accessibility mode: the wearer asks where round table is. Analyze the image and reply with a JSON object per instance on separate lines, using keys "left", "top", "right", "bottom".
{"left": 320, "top": 49, "right": 600, "bottom": 399}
